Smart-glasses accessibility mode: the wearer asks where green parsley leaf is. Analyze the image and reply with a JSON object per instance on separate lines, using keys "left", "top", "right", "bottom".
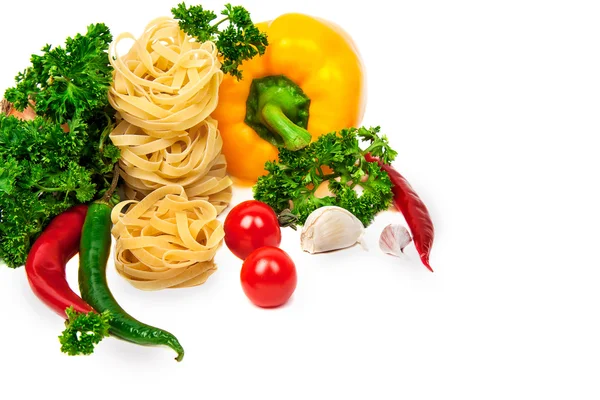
{"left": 4, "top": 23, "right": 113, "bottom": 124}
{"left": 172, "top": 2, "right": 268, "bottom": 80}
{"left": 59, "top": 307, "right": 112, "bottom": 356}
{"left": 253, "top": 126, "right": 397, "bottom": 227}
{"left": 0, "top": 23, "right": 119, "bottom": 268}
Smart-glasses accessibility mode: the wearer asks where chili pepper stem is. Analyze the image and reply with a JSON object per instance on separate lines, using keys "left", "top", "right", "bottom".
{"left": 100, "top": 165, "right": 120, "bottom": 204}
{"left": 261, "top": 103, "right": 312, "bottom": 151}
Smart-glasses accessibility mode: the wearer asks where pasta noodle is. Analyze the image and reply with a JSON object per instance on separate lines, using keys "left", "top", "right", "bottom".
{"left": 111, "top": 185, "right": 224, "bottom": 290}
{"left": 106, "top": 16, "right": 234, "bottom": 289}
{"left": 108, "top": 16, "right": 222, "bottom": 133}
{"left": 107, "top": 16, "right": 232, "bottom": 210}
{"left": 109, "top": 117, "right": 232, "bottom": 214}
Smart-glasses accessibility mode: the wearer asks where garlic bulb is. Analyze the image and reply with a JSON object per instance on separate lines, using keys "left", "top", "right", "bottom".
{"left": 300, "top": 206, "right": 365, "bottom": 254}
{"left": 379, "top": 224, "right": 412, "bottom": 257}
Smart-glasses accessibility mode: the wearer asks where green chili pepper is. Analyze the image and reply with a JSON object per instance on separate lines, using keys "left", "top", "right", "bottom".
{"left": 78, "top": 169, "right": 185, "bottom": 361}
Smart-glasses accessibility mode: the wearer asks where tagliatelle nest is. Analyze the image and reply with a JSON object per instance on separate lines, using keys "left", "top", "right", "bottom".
{"left": 110, "top": 184, "right": 224, "bottom": 290}
{"left": 109, "top": 116, "right": 232, "bottom": 213}
{"left": 107, "top": 16, "right": 232, "bottom": 212}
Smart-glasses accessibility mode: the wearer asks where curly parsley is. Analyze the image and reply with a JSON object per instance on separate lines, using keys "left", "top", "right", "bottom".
{"left": 59, "top": 307, "right": 112, "bottom": 356}
{"left": 253, "top": 126, "right": 398, "bottom": 227}
{"left": 0, "top": 23, "right": 119, "bottom": 268}
{"left": 172, "top": 2, "right": 268, "bottom": 80}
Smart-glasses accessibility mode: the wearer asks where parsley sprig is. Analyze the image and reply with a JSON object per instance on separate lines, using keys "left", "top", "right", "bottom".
{"left": 59, "top": 307, "right": 112, "bottom": 356}
{"left": 172, "top": 2, "right": 268, "bottom": 80}
{"left": 253, "top": 127, "right": 398, "bottom": 227}
{"left": 0, "top": 23, "right": 119, "bottom": 268}
{"left": 5, "top": 23, "right": 113, "bottom": 124}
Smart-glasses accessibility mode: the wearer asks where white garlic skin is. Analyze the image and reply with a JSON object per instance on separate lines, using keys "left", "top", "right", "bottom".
{"left": 300, "top": 206, "right": 365, "bottom": 254}
{"left": 379, "top": 224, "right": 412, "bottom": 257}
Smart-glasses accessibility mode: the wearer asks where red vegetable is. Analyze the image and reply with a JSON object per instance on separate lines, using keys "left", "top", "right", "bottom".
{"left": 25, "top": 204, "right": 96, "bottom": 317}
{"left": 240, "top": 246, "right": 297, "bottom": 308}
{"left": 365, "top": 154, "right": 435, "bottom": 272}
{"left": 224, "top": 200, "right": 282, "bottom": 260}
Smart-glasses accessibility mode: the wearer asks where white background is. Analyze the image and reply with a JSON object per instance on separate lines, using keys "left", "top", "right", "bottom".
{"left": 1, "top": 0, "right": 599, "bottom": 398}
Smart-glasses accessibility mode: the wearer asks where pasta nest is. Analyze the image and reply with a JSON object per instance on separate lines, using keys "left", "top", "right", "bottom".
{"left": 109, "top": 117, "right": 232, "bottom": 214}
{"left": 108, "top": 16, "right": 223, "bottom": 133}
{"left": 111, "top": 185, "right": 224, "bottom": 290}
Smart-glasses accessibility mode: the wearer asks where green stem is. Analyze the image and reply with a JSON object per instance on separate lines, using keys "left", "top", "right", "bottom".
{"left": 213, "top": 17, "right": 229, "bottom": 28}
{"left": 277, "top": 209, "right": 299, "bottom": 230}
{"left": 362, "top": 142, "right": 385, "bottom": 158}
{"left": 34, "top": 184, "right": 63, "bottom": 192}
{"left": 245, "top": 75, "right": 312, "bottom": 150}
{"left": 321, "top": 173, "right": 339, "bottom": 181}
{"left": 98, "top": 114, "right": 113, "bottom": 153}
{"left": 52, "top": 76, "right": 71, "bottom": 84}
{"left": 261, "top": 103, "right": 312, "bottom": 151}
{"left": 316, "top": 165, "right": 325, "bottom": 178}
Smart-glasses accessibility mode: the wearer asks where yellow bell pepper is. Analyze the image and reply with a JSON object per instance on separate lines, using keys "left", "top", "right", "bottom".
{"left": 212, "top": 13, "right": 366, "bottom": 184}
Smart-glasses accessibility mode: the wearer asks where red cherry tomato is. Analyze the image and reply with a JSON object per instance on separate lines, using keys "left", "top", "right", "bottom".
{"left": 224, "top": 200, "right": 282, "bottom": 260}
{"left": 240, "top": 246, "right": 297, "bottom": 308}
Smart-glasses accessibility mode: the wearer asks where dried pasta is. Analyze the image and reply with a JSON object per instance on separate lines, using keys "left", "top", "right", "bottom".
{"left": 107, "top": 16, "right": 232, "bottom": 210}
{"left": 111, "top": 185, "right": 224, "bottom": 290}
{"left": 109, "top": 117, "right": 232, "bottom": 214}
{"left": 108, "top": 16, "right": 222, "bottom": 133}
{"left": 107, "top": 17, "right": 233, "bottom": 289}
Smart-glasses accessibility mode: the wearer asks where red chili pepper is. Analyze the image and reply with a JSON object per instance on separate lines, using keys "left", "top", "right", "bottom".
{"left": 365, "top": 154, "right": 435, "bottom": 272}
{"left": 25, "top": 204, "right": 96, "bottom": 317}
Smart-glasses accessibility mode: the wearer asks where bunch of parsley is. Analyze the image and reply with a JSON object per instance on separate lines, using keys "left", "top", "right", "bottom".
{"left": 0, "top": 23, "right": 119, "bottom": 268}
{"left": 253, "top": 126, "right": 398, "bottom": 227}
{"left": 172, "top": 2, "right": 268, "bottom": 80}
{"left": 58, "top": 306, "right": 112, "bottom": 356}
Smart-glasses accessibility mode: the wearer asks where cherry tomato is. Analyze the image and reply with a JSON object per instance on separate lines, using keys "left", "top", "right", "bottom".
{"left": 224, "top": 200, "right": 282, "bottom": 260}
{"left": 240, "top": 246, "right": 297, "bottom": 308}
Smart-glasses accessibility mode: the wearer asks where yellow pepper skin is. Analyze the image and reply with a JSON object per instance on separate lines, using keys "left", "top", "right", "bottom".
{"left": 212, "top": 13, "right": 366, "bottom": 184}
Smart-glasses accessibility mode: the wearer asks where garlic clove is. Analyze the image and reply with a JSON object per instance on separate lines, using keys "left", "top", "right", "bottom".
{"left": 379, "top": 224, "right": 412, "bottom": 257}
{"left": 300, "top": 206, "right": 365, "bottom": 254}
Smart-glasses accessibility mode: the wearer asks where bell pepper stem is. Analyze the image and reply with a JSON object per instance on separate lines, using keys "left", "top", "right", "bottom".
{"left": 245, "top": 75, "right": 312, "bottom": 150}
{"left": 261, "top": 103, "right": 312, "bottom": 151}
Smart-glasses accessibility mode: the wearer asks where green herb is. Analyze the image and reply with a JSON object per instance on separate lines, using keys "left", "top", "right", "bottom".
{"left": 253, "top": 126, "right": 398, "bottom": 227}
{"left": 172, "top": 2, "right": 268, "bottom": 80}
{"left": 58, "top": 307, "right": 112, "bottom": 356}
{"left": 0, "top": 23, "right": 119, "bottom": 268}
{"left": 4, "top": 23, "right": 114, "bottom": 124}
